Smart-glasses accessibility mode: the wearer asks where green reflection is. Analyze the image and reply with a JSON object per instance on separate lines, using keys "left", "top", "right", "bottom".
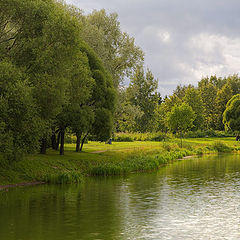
{"left": 0, "top": 154, "right": 240, "bottom": 239}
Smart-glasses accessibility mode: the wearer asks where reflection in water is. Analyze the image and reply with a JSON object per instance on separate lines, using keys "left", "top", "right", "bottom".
{"left": 1, "top": 154, "right": 240, "bottom": 239}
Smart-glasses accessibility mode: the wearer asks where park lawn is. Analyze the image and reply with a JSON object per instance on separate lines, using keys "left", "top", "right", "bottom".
{"left": 0, "top": 137, "right": 238, "bottom": 186}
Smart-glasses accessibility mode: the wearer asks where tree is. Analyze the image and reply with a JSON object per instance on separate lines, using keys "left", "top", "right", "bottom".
{"left": 114, "top": 89, "right": 143, "bottom": 132}
{"left": 167, "top": 103, "right": 195, "bottom": 147}
{"left": 156, "top": 95, "right": 182, "bottom": 132}
{"left": 183, "top": 87, "right": 204, "bottom": 130}
{"left": 198, "top": 77, "right": 218, "bottom": 129}
{"left": 223, "top": 94, "right": 240, "bottom": 134}
{"left": 78, "top": 9, "right": 144, "bottom": 88}
{"left": 215, "top": 83, "right": 233, "bottom": 130}
{"left": 127, "top": 67, "right": 159, "bottom": 132}
{"left": 76, "top": 43, "right": 116, "bottom": 152}
{"left": 1, "top": 0, "right": 82, "bottom": 154}
{"left": 173, "top": 84, "right": 193, "bottom": 99}
{"left": 0, "top": 61, "right": 41, "bottom": 161}
{"left": 226, "top": 74, "right": 240, "bottom": 95}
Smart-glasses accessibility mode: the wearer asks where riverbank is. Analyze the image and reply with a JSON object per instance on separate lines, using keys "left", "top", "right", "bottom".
{"left": 0, "top": 137, "right": 238, "bottom": 186}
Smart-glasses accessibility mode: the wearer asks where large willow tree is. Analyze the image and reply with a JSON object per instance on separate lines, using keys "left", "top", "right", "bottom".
{"left": 0, "top": 0, "right": 116, "bottom": 159}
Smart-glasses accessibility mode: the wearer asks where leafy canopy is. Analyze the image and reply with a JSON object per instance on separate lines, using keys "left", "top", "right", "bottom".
{"left": 223, "top": 94, "right": 240, "bottom": 132}
{"left": 167, "top": 103, "right": 196, "bottom": 134}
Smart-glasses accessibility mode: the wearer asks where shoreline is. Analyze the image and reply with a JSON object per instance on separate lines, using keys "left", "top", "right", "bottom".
{"left": 0, "top": 139, "right": 236, "bottom": 189}
{"left": 0, "top": 181, "right": 45, "bottom": 190}
{"left": 0, "top": 154, "right": 200, "bottom": 190}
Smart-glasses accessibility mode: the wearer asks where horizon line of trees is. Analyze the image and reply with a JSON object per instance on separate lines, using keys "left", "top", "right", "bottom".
{"left": 1, "top": 0, "right": 240, "bottom": 162}
{"left": 0, "top": 0, "right": 145, "bottom": 161}
{"left": 117, "top": 73, "right": 240, "bottom": 135}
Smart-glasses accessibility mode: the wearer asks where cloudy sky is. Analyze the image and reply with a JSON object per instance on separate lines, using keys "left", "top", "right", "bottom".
{"left": 66, "top": 0, "right": 240, "bottom": 96}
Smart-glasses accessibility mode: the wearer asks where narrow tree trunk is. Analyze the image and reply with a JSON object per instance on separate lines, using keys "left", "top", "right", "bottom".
{"left": 80, "top": 134, "right": 88, "bottom": 152}
{"left": 180, "top": 131, "right": 183, "bottom": 148}
{"left": 76, "top": 133, "right": 81, "bottom": 152}
{"left": 51, "top": 132, "right": 57, "bottom": 150}
{"left": 40, "top": 138, "right": 47, "bottom": 154}
{"left": 60, "top": 129, "right": 65, "bottom": 155}
{"left": 56, "top": 131, "right": 60, "bottom": 150}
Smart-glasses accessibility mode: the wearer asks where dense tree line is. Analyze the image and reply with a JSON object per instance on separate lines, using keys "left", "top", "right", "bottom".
{"left": 0, "top": 0, "right": 145, "bottom": 161}
{"left": 1, "top": 0, "right": 239, "bottom": 162}
{"left": 116, "top": 73, "right": 240, "bottom": 134}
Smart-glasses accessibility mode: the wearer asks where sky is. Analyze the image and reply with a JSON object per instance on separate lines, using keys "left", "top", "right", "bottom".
{"left": 65, "top": 0, "right": 240, "bottom": 96}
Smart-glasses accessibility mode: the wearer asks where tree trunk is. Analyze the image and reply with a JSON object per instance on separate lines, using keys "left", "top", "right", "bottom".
{"left": 80, "top": 134, "right": 88, "bottom": 152}
{"left": 180, "top": 131, "right": 183, "bottom": 148}
{"left": 56, "top": 131, "right": 60, "bottom": 150}
{"left": 76, "top": 133, "right": 81, "bottom": 152}
{"left": 60, "top": 129, "right": 65, "bottom": 155}
{"left": 51, "top": 131, "right": 57, "bottom": 150}
{"left": 40, "top": 138, "right": 47, "bottom": 154}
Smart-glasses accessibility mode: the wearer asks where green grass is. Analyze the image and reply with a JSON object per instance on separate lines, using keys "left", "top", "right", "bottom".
{"left": 0, "top": 137, "right": 239, "bottom": 185}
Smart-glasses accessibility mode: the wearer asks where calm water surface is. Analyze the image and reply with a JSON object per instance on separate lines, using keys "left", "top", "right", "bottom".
{"left": 1, "top": 154, "right": 240, "bottom": 239}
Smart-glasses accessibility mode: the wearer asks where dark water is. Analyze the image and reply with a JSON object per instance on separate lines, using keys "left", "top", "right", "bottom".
{"left": 1, "top": 154, "right": 240, "bottom": 239}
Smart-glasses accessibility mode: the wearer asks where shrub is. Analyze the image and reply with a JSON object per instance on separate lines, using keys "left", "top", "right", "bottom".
{"left": 113, "top": 132, "right": 169, "bottom": 142}
{"left": 212, "top": 141, "right": 232, "bottom": 153}
{"left": 183, "top": 130, "right": 234, "bottom": 138}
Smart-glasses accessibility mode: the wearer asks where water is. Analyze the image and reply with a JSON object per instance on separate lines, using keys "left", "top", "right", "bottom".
{"left": 1, "top": 154, "right": 240, "bottom": 239}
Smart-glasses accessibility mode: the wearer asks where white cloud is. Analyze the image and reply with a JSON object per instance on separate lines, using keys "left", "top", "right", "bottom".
{"left": 65, "top": 0, "right": 240, "bottom": 95}
{"left": 157, "top": 30, "right": 171, "bottom": 43}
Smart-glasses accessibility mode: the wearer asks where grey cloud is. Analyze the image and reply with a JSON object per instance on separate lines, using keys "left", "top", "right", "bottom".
{"left": 66, "top": 0, "right": 240, "bottom": 95}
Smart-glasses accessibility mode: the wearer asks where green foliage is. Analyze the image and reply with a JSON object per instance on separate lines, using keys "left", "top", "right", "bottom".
{"left": 182, "top": 130, "right": 233, "bottom": 138}
{"left": 92, "top": 108, "right": 113, "bottom": 141}
{"left": 114, "top": 89, "right": 143, "bottom": 132}
{"left": 215, "top": 83, "right": 233, "bottom": 130}
{"left": 212, "top": 141, "right": 232, "bottom": 153}
{"left": 0, "top": 61, "right": 42, "bottom": 161}
{"left": 183, "top": 87, "right": 204, "bottom": 130}
{"left": 113, "top": 132, "right": 169, "bottom": 142}
{"left": 167, "top": 103, "right": 196, "bottom": 134}
{"left": 44, "top": 171, "right": 84, "bottom": 184}
{"left": 88, "top": 149, "right": 192, "bottom": 176}
{"left": 223, "top": 94, "right": 240, "bottom": 132}
{"left": 77, "top": 9, "right": 144, "bottom": 87}
{"left": 127, "top": 67, "right": 159, "bottom": 132}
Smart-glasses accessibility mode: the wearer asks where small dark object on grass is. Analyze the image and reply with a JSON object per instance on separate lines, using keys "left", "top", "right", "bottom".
{"left": 106, "top": 138, "right": 112, "bottom": 144}
{"left": 236, "top": 136, "right": 240, "bottom": 141}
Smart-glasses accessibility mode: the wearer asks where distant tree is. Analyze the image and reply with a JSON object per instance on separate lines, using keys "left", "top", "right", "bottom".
{"left": 223, "top": 94, "right": 240, "bottom": 135}
{"left": 63, "top": 7, "right": 144, "bottom": 88}
{"left": 157, "top": 95, "right": 182, "bottom": 132}
{"left": 173, "top": 84, "right": 194, "bottom": 99}
{"left": 198, "top": 77, "right": 218, "bottom": 129}
{"left": 114, "top": 89, "right": 143, "bottom": 132}
{"left": 215, "top": 83, "right": 233, "bottom": 130}
{"left": 226, "top": 74, "right": 240, "bottom": 95}
{"left": 127, "top": 67, "right": 159, "bottom": 132}
{"left": 167, "top": 103, "right": 195, "bottom": 147}
{"left": 183, "top": 87, "right": 204, "bottom": 130}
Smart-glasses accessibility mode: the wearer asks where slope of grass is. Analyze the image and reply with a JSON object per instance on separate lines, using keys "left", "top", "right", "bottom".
{"left": 0, "top": 137, "right": 239, "bottom": 185}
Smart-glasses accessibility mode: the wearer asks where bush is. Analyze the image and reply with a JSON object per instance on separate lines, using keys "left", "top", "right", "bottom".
{"left": 113, "top": 132, "right": 169, "bottom": 142}
{"left": 113, "top": 134, "right": 134, "bottom": 142}
{"left": 183, "top": 130, "right": 234, "bottom": 138}
{"left": 212, "top": 141, "right": 232, "bottom": 153}
{"left": 196, "top": 148, "right": 203, "bottom": 155}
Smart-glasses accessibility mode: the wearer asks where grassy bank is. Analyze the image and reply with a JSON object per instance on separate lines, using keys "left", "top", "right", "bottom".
{"left": 0, "top": 137, "right": 239, "bottom": 186}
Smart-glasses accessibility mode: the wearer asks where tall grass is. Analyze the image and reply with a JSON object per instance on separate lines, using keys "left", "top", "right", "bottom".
{"left": 113, "top": 132, "right": 170, "bottom": 142}
{"left": 88, "top": 148, "right": 193, "bottom": 176}
{"left": 43, "top": 171, "right": 84, "bottom": 184}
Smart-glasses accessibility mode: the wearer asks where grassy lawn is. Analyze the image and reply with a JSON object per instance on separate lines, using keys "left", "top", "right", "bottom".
{"left": 0, "top": 137, "right": 239, "bottom": 186}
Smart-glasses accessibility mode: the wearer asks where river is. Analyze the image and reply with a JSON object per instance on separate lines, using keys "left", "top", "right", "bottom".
{"left": 1, "top": 154, "right": 240, "bottom": 239}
